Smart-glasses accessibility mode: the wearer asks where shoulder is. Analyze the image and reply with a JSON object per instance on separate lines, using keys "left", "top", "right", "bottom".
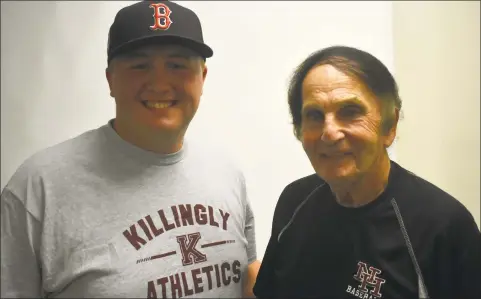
{"left": 3, "top": 127, "right": 104, "bottom": 200}
{"left": 281, "top": 173, "right": 325, "bottom": 195}
{"left": 391, "top": 161, "right": 478, "bottom": 234}
{"left": 271, "top": 173, "right": 325, "bottom": 232}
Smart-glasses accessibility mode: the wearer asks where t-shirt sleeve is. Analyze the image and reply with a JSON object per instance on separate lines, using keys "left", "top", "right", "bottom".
{"left": 253, "top": 185, "right": 293, "bottom": 298}
{"left": 252, "top": 234, "right": 278, "bottom": 298}
{"left": 449, "top": 205, "right": 481, "bottom": 298}
{"left": 244, "top": 200, "right": 257, "bottom": 264}
{"left": 1, "top": 188, "right": 43, "bottom": 298}
{"left": 242, "top": 174, "right": 257, "bottom": 264}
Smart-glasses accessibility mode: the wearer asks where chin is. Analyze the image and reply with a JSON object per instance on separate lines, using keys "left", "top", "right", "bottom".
{"left": 316, "top": 165, "right": 357, "bottom": 183}
{"left": 320, "top": 172, "right": 352, "bottom": 183}
{"left": 142, "top": 118, "right": 181, "bottom": 130}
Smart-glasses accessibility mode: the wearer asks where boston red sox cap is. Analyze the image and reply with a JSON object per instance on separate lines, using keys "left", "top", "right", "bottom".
{"left": 107, "top": 0, "right": 213, "bottom": 64}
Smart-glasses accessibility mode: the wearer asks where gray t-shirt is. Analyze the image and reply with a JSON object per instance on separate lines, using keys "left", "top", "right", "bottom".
{"left": 1, "top": 121, "right": 257, "bottom": 298}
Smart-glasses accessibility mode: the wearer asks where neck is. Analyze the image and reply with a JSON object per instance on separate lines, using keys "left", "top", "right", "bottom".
{"left": 113, "top": 119, "right": 184, "bottom": 154}
{"left": 330, "top": 151, "right": 391, "bottom": 208}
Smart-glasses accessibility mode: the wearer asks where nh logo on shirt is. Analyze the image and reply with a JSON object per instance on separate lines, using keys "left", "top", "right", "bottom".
{"left": 346, "top": 261, "right": 386, "bottom": 299}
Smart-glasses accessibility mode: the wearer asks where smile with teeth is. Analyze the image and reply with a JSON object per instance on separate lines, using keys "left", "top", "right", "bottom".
{"left": 143, "top": 101, "right": 175, "bottom": 109}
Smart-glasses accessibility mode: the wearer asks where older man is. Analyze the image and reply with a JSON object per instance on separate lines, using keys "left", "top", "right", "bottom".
{"left": 1, "top": 1, "right": 260, "bottom": 298}
{"left": 253, "top": 46, "right": 480, "bottom": 299}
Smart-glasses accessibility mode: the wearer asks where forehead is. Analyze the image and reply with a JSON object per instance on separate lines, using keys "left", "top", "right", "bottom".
{"left": 115, "top": 44, "right": 202, "bottom": 61}
{"left": 303, "top": 64, "right": 362, "bottom": 94}
{"left": 302, "top": 64, "right": 376, "bottom": 104}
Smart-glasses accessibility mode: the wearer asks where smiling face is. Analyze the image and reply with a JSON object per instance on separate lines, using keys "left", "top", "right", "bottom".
{"left": 106, "top": 44, "right": 207, "bottom": 135}
{"left": 300, "top": 64, "right": 396, "bottom": 185}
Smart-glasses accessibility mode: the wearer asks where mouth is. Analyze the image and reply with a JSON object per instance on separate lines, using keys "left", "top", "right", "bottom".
{"left": 320, "top": 152, "right": 352, "bottom": 158}
{"left": 142, "top": 101, "right": 178, "bottom": 109}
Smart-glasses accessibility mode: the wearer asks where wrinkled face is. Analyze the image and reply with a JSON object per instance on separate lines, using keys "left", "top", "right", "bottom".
{"left": 300, "top": 64, "right": 396, "bottom": 184}
{"left": 106, "top": 44, "right": 207, "bottom": 134}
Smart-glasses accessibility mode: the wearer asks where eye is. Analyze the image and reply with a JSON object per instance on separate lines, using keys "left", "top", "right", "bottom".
{"left": 304, "top": 109, "right": 324, "bottom": 121}
{"left": 339, "top": 105, "right": 362, "bottom": 118}
{"left": 166, "top": 61, "right": 187, "bottom": 70}
{"left": 130, "top": 63, "right": 149, "bottom": 70}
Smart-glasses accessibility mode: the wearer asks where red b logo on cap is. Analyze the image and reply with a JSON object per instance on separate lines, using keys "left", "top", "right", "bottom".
{"left": 150, "top": 3, "right": 173, "bottom": 30}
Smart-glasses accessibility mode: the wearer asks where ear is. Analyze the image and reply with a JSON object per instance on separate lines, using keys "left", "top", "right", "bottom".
{"left": 201, "top": 64, "right": 208, "bottom": 95}
{"left": 384, "top": 108, "right": 399, "bottom": 148}
{"left": 202, "top": 64, "right": 208, "bottom": 80}
{"left": 105, "top": 67, "right": 114, "bottom": 98}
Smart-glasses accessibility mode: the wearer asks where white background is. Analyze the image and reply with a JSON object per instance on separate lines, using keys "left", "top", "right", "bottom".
{"left": 3, "top": 1, "right": 477, "bottom": 261}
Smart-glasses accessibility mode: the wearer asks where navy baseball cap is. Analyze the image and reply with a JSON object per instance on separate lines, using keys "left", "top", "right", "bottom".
{"left": 107, "top": 0, "right": 213, "bottom": 63}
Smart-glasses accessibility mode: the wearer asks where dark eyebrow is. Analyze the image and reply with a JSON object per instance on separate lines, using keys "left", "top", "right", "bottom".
{"left": 303, "top": 97, "right": 363, "bottom": 107}
{"left": 338, "top": 97, "right": 363, "bottom": 107}
{"left": 302, "top": 102, "right": 323, "bottom": 112}
{"left": 301, "top": 96, "right": 364, "bottom": 112}
{"left": 166, "top": 53, "right": 197, "bottom": 60}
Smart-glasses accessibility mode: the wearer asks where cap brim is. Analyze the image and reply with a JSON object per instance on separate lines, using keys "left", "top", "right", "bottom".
{"left": 108, "top": 35, "right": 213, "bottom": 62}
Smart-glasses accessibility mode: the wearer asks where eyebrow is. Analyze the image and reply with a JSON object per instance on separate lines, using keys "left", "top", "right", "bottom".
{"left": 166, "top": 53, "right": 195, "bottom": 59}
{"left": 337, "top": 96, "right": 363, "bottom": 106}
{"left": 302, "top": 96, "right": 363, "bottom": 110}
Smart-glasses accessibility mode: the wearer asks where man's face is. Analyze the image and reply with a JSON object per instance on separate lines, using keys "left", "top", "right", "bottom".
{"left": 106, "top": 44, "right": 207, "bottom": 134}
{"left": 300, "top": 64, "right": 397, "bottom": 184}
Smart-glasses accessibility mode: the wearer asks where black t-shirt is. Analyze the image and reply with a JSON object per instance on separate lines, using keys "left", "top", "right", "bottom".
{"left": 253, "top": 161, "right": 481, "bottom": 299}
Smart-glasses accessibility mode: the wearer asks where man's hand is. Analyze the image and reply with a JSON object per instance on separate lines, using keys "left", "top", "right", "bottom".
{"left": 243, "top": 260, "right": 261, "bottom": 298}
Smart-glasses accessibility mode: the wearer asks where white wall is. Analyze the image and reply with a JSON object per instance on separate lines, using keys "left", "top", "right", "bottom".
{"left": 1, "top": 1, "right": 395, "bottom": 259}
{"left": 393, "top": 1, "right": 480, "bottom": 227}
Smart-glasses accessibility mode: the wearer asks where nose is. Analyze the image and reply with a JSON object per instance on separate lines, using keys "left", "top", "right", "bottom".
{"left": 147, "top": 63, "right": 173, "bottom": 94}
{"left": 320, "top": 114, "right": 345, "bottom": 145}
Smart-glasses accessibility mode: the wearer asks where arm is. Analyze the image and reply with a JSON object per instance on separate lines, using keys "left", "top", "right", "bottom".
{"left": 243, "top": 196, "right": 260, "bottom": 298}
{"left": 450, "top": 207, "right": 481, "bottom": 298}
{"left": 244, "top": 260, "right": 261, "bottom": 298}
{"left": 252, "top": 236, "right": 278, "bottom": 298}
{"left": 1, "top": 188, "right": 43, "bottom": 298}
{"left": 252, "top": 185, "right": 294, "bottom": 298}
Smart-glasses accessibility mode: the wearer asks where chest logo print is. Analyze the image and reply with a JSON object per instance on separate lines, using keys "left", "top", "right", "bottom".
{"left": 346, "top": 261, "right": 386, "bottom": 299}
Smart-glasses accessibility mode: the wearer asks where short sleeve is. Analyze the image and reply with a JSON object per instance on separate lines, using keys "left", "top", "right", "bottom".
{"left": 1, "top": 188, "right": 43, "bottom": 298}
{"left": 449, "top": 205, "right": 481, "bottom": 298}
{"left": 244, "top": 198, "right": 257, "bottom": 264}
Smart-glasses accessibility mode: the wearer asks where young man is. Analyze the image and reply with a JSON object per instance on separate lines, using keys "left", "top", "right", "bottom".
{"left": 1, "top": 1, "right": 260, "bottom": 298}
